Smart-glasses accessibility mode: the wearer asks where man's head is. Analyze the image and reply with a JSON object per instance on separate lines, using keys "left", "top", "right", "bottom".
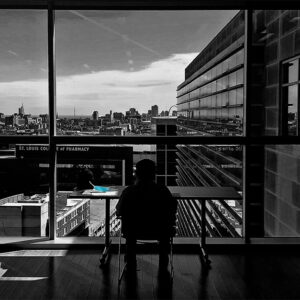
{"left": 135, "top": 159, "right": 156, "bottom": 182}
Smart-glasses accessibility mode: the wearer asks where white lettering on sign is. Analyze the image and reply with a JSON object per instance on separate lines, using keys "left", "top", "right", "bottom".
{"left": 65, "top": 146, "right": 89, "bottom": 152}
{"left": 25, "top": 146, "right": 40, "bottom": 151}
{"left": 17, "top": 145, "right": 90, "bottom": 152}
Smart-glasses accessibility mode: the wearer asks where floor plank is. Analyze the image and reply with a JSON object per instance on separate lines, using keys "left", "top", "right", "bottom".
{"left": 0, "top": 250, "right": 300, "bottom": 299}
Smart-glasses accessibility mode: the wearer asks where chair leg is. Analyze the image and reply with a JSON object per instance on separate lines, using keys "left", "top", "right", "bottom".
{"left": 118, "top": 230, "right": 127, "bottom": 284}
{"left": 170, "top": 237, "right": 174, "bottom": 279}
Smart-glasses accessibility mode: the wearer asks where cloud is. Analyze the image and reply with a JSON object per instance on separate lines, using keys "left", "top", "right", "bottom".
{"left": 63, "top": 93, "right": 100, "bottom": 101}
{"left": 70, "top": 10, "right": 163, "bottom": 59}
{"left": 0, "top": 53, "right": 197, "bottom": 115}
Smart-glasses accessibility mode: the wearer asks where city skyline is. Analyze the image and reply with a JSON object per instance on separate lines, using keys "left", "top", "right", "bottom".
{"left": 1, "top": 103, "right": 167, "bottom": 118}
{"left": 0, "top": 10, "right": 237, "bottom": 115}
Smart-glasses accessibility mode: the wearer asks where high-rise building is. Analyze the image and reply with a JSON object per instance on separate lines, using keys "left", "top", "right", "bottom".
{"left": 92, "top": 111, "right": 99, "bottom": 121}
{"left": 176, "top": 9, "right": 300, "bottom": 238}
{"left": 129, "top": 108, "right": 137, "bottom": 116}
{"left": 39, "top": 114, "right": 48, "bottom": 123}
{"left": 176, "top": 11, "right": 245, "bottom": 237}
{"left": 151, "top": 105, "right": 158, "bottom": 117}
{"left": 113, "top": 112, "right": 124, "bottom": 121}
{"left": 18, "top": 104, "right": 25, "bottom": 116}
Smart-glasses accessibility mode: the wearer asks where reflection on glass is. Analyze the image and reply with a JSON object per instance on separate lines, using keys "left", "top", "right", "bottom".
{"left": 229, "top": 71, "right": 237, "bottom": 87}
{"left": 284, "top": 60, "right": 299, "bottom": 83}
{"left": 0, "top": 144, "right": 49, "bottom": 237}
{"left": 264, "top": 145, "right": 300, "bottom": 237}
{"left": 54, "top": 145, "right": 134, "bottom": 237}
{"left": 287, "top": 85, "right": 298, "bottom": 136}
{"left": 176, "top": 144, "right": 243, "bottom": 237}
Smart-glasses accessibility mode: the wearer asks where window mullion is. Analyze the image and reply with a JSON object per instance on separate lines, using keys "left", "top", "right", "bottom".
{"left": 48, "top": 0, "right": 57, "bottom": 240}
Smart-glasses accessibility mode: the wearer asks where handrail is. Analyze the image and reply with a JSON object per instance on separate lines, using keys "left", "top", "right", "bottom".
{"left": 97, "top": 196, "right": 243, "bottom": 239}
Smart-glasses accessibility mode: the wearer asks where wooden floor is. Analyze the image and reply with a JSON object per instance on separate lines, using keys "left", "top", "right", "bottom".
{"left": 0, "top": 249, "right": 299, "bottom": 299}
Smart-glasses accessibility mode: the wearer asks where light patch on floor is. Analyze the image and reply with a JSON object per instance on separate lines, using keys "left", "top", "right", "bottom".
{"left": 0, "top": 250, "right": 68, "bottom": 257}
{"left": 0, "top": 277, "right": 48, "bottom": 281}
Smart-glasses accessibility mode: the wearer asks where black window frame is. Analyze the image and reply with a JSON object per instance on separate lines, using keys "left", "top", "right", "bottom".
{"left": 1, "top": 2, "right": 300, "bottom": 245}
{"left": 281, "top": 56, "right": 300, "bottom": 136}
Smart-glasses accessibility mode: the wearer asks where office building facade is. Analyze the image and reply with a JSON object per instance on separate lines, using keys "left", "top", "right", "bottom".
{"left": 176, "top": 10, "right": 300, "bottom": 238}
{"left": 175, "top": 11, "right": 245, "bottom": 238}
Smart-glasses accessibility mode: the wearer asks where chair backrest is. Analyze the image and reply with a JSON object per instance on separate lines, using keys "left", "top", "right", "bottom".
{"left": 119, "top": 183, "right": 177, "bottom": 239}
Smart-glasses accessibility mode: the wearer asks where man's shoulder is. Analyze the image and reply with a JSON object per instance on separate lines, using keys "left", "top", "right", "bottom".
{"left": 122, "top": 185, "right": 135, "bottom": 192}
{"left": 121, "top": 185, "right": 139, "bottom": 196}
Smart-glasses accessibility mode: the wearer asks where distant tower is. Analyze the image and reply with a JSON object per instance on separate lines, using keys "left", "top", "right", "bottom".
{"left": 74, "top": 106, "right": 75, "bottom": 118}
{"left": 110, "top": 110, "right": 113, "bottom": 122}
{"left": 92, "top": 111, "right": 99, "bottom": 120}
{"left": 151, "top": 105, "right": 158, "bottom": 117}
{"left": 18, "top": 103, "right": 25, "bottom": 116}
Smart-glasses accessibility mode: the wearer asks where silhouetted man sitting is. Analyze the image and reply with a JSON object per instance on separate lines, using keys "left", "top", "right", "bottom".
{"left": 116, "top": 159, "right": 177, "bottom": 271}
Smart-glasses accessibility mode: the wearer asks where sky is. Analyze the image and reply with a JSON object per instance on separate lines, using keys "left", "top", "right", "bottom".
{"left": 0, "top": 10, "right": 238, "bottom": 116}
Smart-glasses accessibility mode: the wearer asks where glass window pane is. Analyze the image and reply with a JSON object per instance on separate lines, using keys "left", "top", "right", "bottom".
{"left": 236, "top": 49, "right": 244, "bottom": 65}
{"left": 264, "top": 145, "right": 300, "bottom": 237}
{"left": 236, "top": 88, "right": 244, "bottom": 105}
{"left": 173, "top": 143, "right": 244, "bottom": 238}
{"left": 211, "top": 80, "right": 217, "bottom": 93}
{"left": 283, "top": 60, "right": 299, "bottom": 84}
{"left": 217, "top": 93, "right": 222, "bottom": 107}
{"left": 55, "top": 10, "right": 238, "bottom": 137}
{"left": 217, "top": 78, "right": 223, "bottom": 91}
{"left": 229, "top": 52, "right": 237, "bottom": 69}
{"left": 211, "top": 66, "right": 217, "bottom": 79}
{"left": 229, "top": 90, "right": 237, "bottom": 106}
{"left": 229, "top": 71, "right": 237, "bottom": 87}
{"left": 236, "top": 107, "right": 243, "bottom": 120}
{"left": 222, "top": 59, "right": 229, "bottom": 73}
{"left": 0, "top": 144, "right": 49, "bottom": 238}
{"left": 216, "top": 63, "right": 222, "bottom": 76}
{"left": 237, "top": 68, "right": 244, "bottom": 85}
{"left": 0, "top": 10, "right": 48, "bottom": 136}
{"left": 222, "top": 76, "right": 228, "bottom": 89}
{"left": 211, "top": 95, "right": 217, "bottom": 107}
{"left": 287, "top": 85, "right": 298, "bottom": 136}
{"left": 281, "top": 10, "right": 298, "bottom": 35}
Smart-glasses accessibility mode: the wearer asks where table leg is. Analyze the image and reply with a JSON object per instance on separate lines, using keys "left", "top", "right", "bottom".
{"left": 200, "top": 199, "right": 211, "bottom": 267}
{"left": 100, "top": 198, "right": 111, "bottom": 266}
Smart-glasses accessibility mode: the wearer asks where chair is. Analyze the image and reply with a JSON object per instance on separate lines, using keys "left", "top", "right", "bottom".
{"left": 117, "top": 217, "right": 175, "bottom": 284}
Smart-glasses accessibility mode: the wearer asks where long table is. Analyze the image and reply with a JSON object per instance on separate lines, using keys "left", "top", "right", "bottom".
{"left": 70, "top": 186, "right": 242, "bottom": 267}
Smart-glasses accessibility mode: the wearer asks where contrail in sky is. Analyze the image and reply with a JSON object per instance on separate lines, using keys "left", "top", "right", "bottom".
{"left": 70, "top": 10, "right": 163, "bottom": 58}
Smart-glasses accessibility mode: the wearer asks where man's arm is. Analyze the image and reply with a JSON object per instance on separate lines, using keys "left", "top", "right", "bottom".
{"left": 164, "top": 187, "right": 177, "bottom": 225}
{"left": 116, "top": 190, "right": 125, "bottom": 217}
{"left": 116, "top": 186, "right": 130, "bottom": 217}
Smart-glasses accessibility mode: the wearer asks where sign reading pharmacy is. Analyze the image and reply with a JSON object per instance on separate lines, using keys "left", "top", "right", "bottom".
{"left": 15, "top": 144, "right": 133, "bottom": 184}
{"left": 16, "top": 144, "right": 133, "bottom": 161}
{"left": 17, "top": 145, "right": 90, "bottom": 152}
